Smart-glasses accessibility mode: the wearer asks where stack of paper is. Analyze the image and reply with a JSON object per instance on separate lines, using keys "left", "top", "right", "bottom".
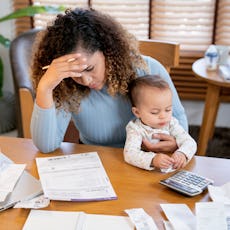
{"left": 36, "top": 152, "right": 117, "bottom": 201}
{"left": 0, "top": 153, "right": 42, "bottom": 211}
{"left": 0, "top": 155, "right": 25, "bottom": 202}
{"left": 160, "top": 202, "right": 229, "bottom": 230}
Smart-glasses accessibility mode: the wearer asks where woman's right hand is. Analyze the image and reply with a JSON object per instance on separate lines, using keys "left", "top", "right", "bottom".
{"left": 36, "top": 53, "right": 88, "bottom": 108}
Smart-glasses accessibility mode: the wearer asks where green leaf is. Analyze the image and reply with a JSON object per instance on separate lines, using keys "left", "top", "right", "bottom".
{"left": 0, "top": 35, "right": 11, "bottom": 48}
{"left": 0, "top": 57, "right": 3, "bottom": 97}
{"left": 0, "top": 5, "right": 66, "bottom": 23}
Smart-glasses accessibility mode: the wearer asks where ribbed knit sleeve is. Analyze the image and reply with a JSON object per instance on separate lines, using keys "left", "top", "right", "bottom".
{"left": 30, "top": 102, "right": 71, "bottom": 153}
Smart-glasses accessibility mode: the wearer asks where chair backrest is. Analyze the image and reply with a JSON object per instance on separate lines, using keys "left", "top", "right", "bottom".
{"left": 10, "top": 29, "right": 79, "bottom": 142}
{"left": 138, "top": 39, "right": 180, "bottom": 72}
{"left": 10, "top": 29, "right": 39, "bottom": 138}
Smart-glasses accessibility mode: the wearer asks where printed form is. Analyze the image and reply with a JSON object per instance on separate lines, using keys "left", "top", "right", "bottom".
{"left": 36, "top": 152, "right": 117, "bottom": 201}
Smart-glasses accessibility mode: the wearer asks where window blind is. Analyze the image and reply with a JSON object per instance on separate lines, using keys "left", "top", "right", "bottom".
{"left": 92, "top": 0, "right": 149, "bottom": 39}
{"left": 33, "top": 0, "right": 87, "bottom": 28}
{"left": 215, "top": 0, "right": 230, "bottom": 45}
{"left": 12, "top": 0, "right": 32, "bottom": 35}
{"left": 12, "top": 0, "right": 230, "bottom": 100}
{"left": 150, "top": 0, "right": 215, "bottom": 51}
{"left": 13, "top": 0, "right": 230, "bottom": 51}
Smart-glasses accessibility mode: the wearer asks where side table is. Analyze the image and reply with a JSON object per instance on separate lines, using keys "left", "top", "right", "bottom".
{"left": 192, "top": 58, "right": 230, "bottom": 156}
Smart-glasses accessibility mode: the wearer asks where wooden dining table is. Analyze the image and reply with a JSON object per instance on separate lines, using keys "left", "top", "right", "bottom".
{"left": 0, "top": 136, "right": 230, "bottom": 229}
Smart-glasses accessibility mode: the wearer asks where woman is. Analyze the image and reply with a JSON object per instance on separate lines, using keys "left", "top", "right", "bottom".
{"left": 31, "top": 7, "right": 188, "bottom": 153}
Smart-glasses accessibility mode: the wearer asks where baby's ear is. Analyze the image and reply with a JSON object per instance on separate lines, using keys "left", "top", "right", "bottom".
{"left": 132, "top": 107, "right": 140, "bottom": 118}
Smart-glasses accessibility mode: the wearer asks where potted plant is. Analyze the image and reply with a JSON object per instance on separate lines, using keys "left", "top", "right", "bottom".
{"left": 0, "top": 5, "right": 64, "bottom": 134}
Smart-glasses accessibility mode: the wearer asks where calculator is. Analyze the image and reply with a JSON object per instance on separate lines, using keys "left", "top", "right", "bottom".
{"left": 160, "top": 170, "right": 214, "bottom": 196}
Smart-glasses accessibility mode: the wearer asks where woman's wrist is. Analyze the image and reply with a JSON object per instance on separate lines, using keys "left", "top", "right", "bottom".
{"left": 36, "top": 82, "right": 54, "bottom": 109}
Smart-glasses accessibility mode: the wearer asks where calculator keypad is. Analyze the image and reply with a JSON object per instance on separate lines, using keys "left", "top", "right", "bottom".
{"left": 160, "top": 170, "right": 214, "bottom": 196}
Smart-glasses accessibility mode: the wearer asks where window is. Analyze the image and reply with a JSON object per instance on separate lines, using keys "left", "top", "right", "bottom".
{"left": 13, "top": 0, "right": 230, "bottom": 100}
{"left": 150, "top": 0, "right": 215, "bottom": 51}
{"left": 28, "top": 0, "right": 230, "bottom": 52}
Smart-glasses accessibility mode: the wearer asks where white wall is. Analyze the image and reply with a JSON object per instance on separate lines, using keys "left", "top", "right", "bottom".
{"left": 182, "top": 100, "right": 230, "bottom": 128}
{"left": 0, "top": 1, "right": 15, "bottom": 93}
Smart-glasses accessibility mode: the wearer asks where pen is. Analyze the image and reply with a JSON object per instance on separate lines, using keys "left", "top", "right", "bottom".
{"left": 42, "top": 58, "right": 76, "bottom": 70}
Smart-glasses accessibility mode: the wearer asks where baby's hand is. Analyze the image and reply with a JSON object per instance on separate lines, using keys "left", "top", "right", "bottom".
{"left": 152, "top": 153, "right": 175, "bottom": 169}
{"left": 171, "top": 151, "right": 187, "bottom": 169}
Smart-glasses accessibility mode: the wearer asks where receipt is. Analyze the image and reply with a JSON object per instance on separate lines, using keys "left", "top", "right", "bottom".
{"left": 124, "top": 208, "right": 158, "bottom": 230}
{"left": 160, "top": 166, "right": 176, "bottom": 173}
{"left": 14, "top": 194, "right": 49, "bottom": 209}
{"left": 196, "top": 202, "right": 227, "bottom": 230}
{"left": 208, "top": 182, "right": 230, "bottom": 204}
{"left": 160, "top": 203, "right": 196, "bottom": 230}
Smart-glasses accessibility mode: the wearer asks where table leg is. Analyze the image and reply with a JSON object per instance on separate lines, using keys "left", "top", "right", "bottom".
{"left": 197, "top": 84, "right": 221, "bottom": 156}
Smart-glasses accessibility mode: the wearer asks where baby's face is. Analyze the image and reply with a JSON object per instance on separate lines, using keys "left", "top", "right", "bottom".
{"left": 132, "top": 86, "right": 172, "bottom": 129}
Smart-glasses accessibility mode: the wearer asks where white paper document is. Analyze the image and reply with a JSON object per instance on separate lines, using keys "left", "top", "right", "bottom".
{"left": 160, "top": 203, "right": 196, "bottom": 230}
{"left": 196, "top": 202, "right": 228, "bottom": 230}
{"left": 208, "top": 182, "right": 230, "bottom": 204}
{"left": 125, "top": 208, "right": 158, "bottom": 230}
{"left": 13, "top": 194, "right": 50, "bottom": 209}
{"left": 23, "top": 210, "right": 135, "bottom": 230}
{"left": 0, "top": 153, "right": 26, "bottom": 202}
{"left": 35, "top": 152, "right": 117, "bottom": 201}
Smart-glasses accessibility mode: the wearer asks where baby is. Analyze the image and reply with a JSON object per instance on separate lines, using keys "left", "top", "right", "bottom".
{"left": 124, "top": 75, "right": 197, "bottom": 171}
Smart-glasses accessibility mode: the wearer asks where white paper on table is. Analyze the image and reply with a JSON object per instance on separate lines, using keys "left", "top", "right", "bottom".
{"left": 22, "top": 210, "right": 83, "bottom": 230}
{"left": 83, "top": 213, "right": 135, "bottom": 230}
{"left": 160, "top": 203, "right": 196, "bottom": 230}
{"left": 35, "top": 152, "right": 117, "bottom": 201}
{"left": 196, "top": 202, "right": 227, "bottom": 230}
{"left": 23, "top": 210, "right": 135, "bottom": 230}
{"left": 163, "top": 220, "right": 174, "bottom": 230}
{"left": 124, "top": 208, "right": 158, "bottom": 230}
{"left": 13, "top": 194, "right": 50, "bottom": 209}
{"left": 208, "top": 182, "right": 230, "bottom": 204}
{"left": 0, "top": 153, "right": 26, "bottom": 202}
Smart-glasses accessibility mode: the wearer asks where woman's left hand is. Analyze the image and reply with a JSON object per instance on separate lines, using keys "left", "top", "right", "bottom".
{"left": 142, "top": 133, "right": 177, "bottom": 153}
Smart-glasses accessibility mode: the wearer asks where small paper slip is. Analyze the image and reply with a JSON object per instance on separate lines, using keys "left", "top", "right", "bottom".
{"left": 0, "top": 154, "right": 26, "bottom": 202}
{"left": 160, "top": 203, "right": 196, "bottom": 230}
{"left": 196, "top": 202, "right": 228, "bottom": 230}
{"left": 208, "top": 182, "right": 230, "bottom": 204}
{"left": 124, "top": 208, "right": 158, "bottom": 230}
{"left": 36, "top": 152, "right": 117, "bottom": 201}
{"left": 160, "top": 166, "right": 176, "bottom": 173}
{"left": 23, "top": 210, "right": 135, "bottom": 230}
{"left": 13, "top": 194, "right": 50, "bottom": 209}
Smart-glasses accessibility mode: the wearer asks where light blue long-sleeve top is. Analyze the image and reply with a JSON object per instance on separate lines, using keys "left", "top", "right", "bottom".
{"left": 31, "top": 56, "right": 188, "bottom": 153}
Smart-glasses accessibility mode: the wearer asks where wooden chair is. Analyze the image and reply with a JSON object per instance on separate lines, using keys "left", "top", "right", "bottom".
{"left": 10, "top": 29, "right": 79, "bottom": 142}
{"left": 138, "top": 39, "right": 180, "bottom": 72}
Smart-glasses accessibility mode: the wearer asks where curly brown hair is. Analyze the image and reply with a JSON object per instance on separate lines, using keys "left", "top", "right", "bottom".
{"left": 31, "top": 7, "right": 147, "bottom": 112}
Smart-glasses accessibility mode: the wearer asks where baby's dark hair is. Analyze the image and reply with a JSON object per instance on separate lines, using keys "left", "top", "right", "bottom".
{"left": 128, "top": 75, "right": 170, "bottom": 107}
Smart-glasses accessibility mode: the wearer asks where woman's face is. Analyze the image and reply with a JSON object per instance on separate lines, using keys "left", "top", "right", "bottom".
{"left": 71, "top": 51, "right": 106, "bottom": 90}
